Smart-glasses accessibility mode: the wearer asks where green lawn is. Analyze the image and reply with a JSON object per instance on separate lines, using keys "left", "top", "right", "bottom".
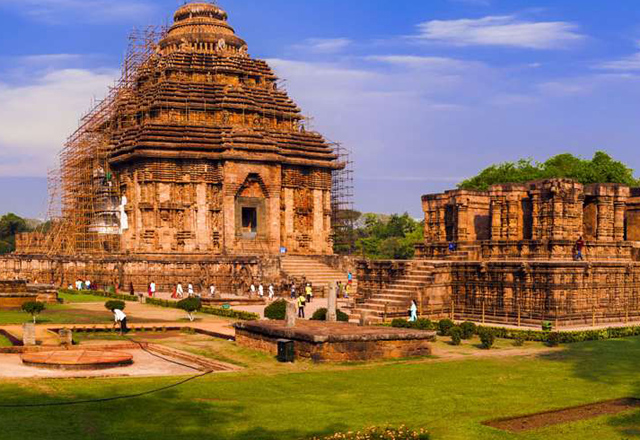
{"left": 59, "top": 292, "right": 110, "bottom": 303}
{"left": 0, "top": 336, "right": 640, "bottom": 439}
{"left": 0, "top": 334, "right": 12, "bottom": 347}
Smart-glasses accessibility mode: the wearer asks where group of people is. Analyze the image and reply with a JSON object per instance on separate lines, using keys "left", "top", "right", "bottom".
{"left": 250, "top": 282, "right": 276, "bottom": 300}
{"left": 71, "top": 279, "right": 94, "bottom": 291}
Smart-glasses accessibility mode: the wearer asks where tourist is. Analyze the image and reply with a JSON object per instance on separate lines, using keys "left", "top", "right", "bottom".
{"left": 268, "top": 284, "right": 275, "bottom": 300}
{"left": 188, "top": 283, "right": 194, "bottom": 297}
{"left": 336, "top": 281, "right": 343, "bottom": 298}
{"left": 149, "top": 280, "right": 156, "bottom": 298}
{"left": 209, "top": 284, "right": 216, "bottom": 297}
{"left": 305, "top": 283, "right": 313, "bottom": 303}
{"left": 113, "top": 308, "right": 129, "bottom": 334}
{"left": 290, "top": 283, "right": 296, "bottom": 299}
{"left": 409, "top": 300, "right": 418, "bottom": 322}
{"left": 258, "top": 283, "right": 264, "bottom": 298}
{"left": 344, "top": 283, "right": 350, "bottom": 299}
{"left": 576, "top": 236, "right": 585, "bottom": 261}
{"left": 176, "top": 282, "right": 184, "bottom": 298}
{"left": 250, "top": 283, "right": 256, "bottom": 297}
{"left": 347, "top": 271, "right": 353, "bottom": 285}
{"left": 129, "top": 282, "right": 135, "bottom": 296}
{"left": 297, "top": 293, "right": 306, "bottom": 318}
{"left": 85, "top": 279, "right": 91, "bottom": 290}
{"left": 75, "top": 279, "right": 82, "bottom": 290}
{"left": 448, "top": 242, "right": 457, "bottom": 253}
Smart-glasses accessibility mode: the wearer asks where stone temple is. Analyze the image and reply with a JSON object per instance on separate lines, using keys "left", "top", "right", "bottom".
{"left": 355, "top": 179, "right": 640, "bottom": 327}
{"left": 0, "top": 3, "right": 350, "bottom": 293}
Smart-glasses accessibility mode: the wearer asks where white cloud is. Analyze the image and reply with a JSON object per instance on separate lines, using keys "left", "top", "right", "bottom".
{"left": 597, "top": 53, "right": 640, "bottom": 71}
{"left": 415, "top": 15, "right": 585, "bottom": 49}
{"left": 0, "top": 0, "right": 155, "bottom": 23}
{"left": 293, "top": 38, "right": 353, "bottom": 54}
{"left": 0, "top": 68, "right": 117, "bottom": 176}
{"left": 366, "top": 55, "right": 479, "bottom": 71}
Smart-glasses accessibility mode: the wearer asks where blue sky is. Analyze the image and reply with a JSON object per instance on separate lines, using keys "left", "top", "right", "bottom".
{"left": 1, "top": 0, "right": 640, "bottom": 219}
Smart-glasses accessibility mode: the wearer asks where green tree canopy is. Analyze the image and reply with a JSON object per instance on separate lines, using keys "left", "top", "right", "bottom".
{"left": 458, "top": 152, "right": 640, "bottom": 191}
{"left": 0, "top": 213, "right": 32, "bottom": 255}
{"left": 355, "top": 213, "right": 423, "bottom": 260}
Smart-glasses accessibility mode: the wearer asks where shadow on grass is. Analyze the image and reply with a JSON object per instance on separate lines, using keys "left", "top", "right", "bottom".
{"left": 536, "top": 336, "right": 640, "bottom": 438}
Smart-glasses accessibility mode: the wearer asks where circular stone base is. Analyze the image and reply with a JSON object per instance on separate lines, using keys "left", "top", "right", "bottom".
{"left": 21, "top": 350, "right": 134, "bottom": 370}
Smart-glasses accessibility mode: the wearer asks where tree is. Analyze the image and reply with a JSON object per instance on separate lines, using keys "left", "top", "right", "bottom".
{"left": 458, "top": 152, "right": 639, "bottom": 191}
{"left": 105, "top": 300, "right": 126, "bottom": 312}
{"left": 21, "top": 301, "right": 46, "bottom": 324}
{"left": 177, "top": 297, "right": 202, "bottom": 322}
{"left": 0, "top": 213, "right": 31, "bottom": 254}
{"left": 354, "top": 213, "right": 424, "bottom": 260}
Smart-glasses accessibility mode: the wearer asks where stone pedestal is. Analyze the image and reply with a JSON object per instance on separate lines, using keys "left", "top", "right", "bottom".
{"left": 59, "top": 328, "right": 73, "bottom": 346}
{"left": 285, "top": 300, "right": 297, "bottom": 327}
{"left": 22, "top": 323, "right": 36, "bottom": 346}
{"left": 327, "top": 282, "right": 337, "bottom": 322}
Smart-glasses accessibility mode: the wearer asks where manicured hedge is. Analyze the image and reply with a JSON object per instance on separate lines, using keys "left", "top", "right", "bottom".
{"left": 391, "top": 317, "right": 640, "bottom": 345}
{"left": 61, "top": 289, "right": 258, "bottom": 321}
{"left": 310, "top": 307, "right": 349, "bottom": 322}
{"left": 59, "top": 289, "right": 137, "bottom": 303}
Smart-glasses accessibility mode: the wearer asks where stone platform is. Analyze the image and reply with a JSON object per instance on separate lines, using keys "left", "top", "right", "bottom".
{"left": 234, "top": 321, "right": 436, "bottom": 362}
{"left": 21, "top": 350, "right": 134, "bottom": 370}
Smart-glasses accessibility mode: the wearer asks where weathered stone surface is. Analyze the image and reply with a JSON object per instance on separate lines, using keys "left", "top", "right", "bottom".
{"left": 285, "top": 301, "right": 297, "bottom": 327}
{"left": 22, "top": 323, "right": 36, "bottom": 346}
{"left": 234, "top": 321, "right": 435, "bottom": 362}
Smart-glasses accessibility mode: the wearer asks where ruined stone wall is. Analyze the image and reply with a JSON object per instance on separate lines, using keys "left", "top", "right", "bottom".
{"left": 0, "top": 254, "right": 278, "bottom": 296}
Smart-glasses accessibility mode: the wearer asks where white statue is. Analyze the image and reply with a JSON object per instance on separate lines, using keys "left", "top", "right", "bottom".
{"left": 119, "top": 196, "right": 129, "bottom": 233}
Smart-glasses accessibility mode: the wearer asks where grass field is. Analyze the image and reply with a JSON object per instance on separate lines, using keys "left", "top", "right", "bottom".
{"left": 1, "top": 335, "right": 639, "bottom": 440}
{"left": 58, "top": 292, "right": 110, "bottom": 304}
{"left": 0, "top": 334, "right": 12, "bottom": 347}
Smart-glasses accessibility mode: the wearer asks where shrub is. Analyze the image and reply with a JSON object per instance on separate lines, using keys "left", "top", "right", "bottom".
{"left": 438, "top": 319, "right": 455, "bottom": 336}
{"left": 460, "top": 322, "right": 476, "bottom": 339}
{"left": 479, "top": 328, "right": 495, "bottom": 349}
{"left": 542, "top": 321, "right": 553, "bottom": 332}
{"left": 414, "top": 318, "right": 433, "bottom": 331}
{"left": 449, "top": 326, "right": 462, "bottom": 346}
{"left": 513, "top": 335, "right": 525, "bottom": 347}
{"left": 264, "top": 299, "right": 288, "bottom": 320}
{"left": 310, "top": 308, "right": 349, "bottom": 322}
{"left": 546, "top": 331, "right": 561, "bottom": 347}
{"left": 311, "top": 426, "right": 430, "bottom": 440}
{"left": 177, "top": 297, "right": 202, "bottom": 322}
{"left": 104, "top": 300, "right": 125, "bottom": 312}
{"left": 21, "top": 301, "right": 46, "bottom": 324}
{"left": 391, "top": 318, "right": 410, "bottom": 328}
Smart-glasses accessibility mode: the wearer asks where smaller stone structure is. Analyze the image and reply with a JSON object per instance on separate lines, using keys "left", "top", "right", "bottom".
{"left": 22, "top": 323, "right": 36, "bottom": 346}
{"left": 21, "top": 350, "right": 134, "bottom": 370}
{"left": 234, "top": 320, "right": 435, "bottom": 362}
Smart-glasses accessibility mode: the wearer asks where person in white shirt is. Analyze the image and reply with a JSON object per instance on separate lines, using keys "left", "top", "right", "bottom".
{"left": 268, "top": 284, "right": 275, "bottom": 300}
{"left": 176, "top": 283, "right": 184, "bottom": 298}
{"left": 85, "top": 280, "right": 91, "bottom": 290}
{"left": 209, "top": 284, "right": 216, "bottom": 297}
{"left": 250, "top": 283, "right": 256, "bottom": 297}
{"left": 113, "top": 309, "right": 128, "bottom": 334}
{"left": 75, "top": 279, "right": 82, "bottom": 290}
{"left": 409, "top": 300, "right": 418, "bottom": 322}
{"left": 150, "top": 281, "right": 156, "bottom": 298}
{"left": 258, "top": 283, "right": 264, "bottom": 298}
{"left": 188, "top": 283, "right": 194, "bottom": 297}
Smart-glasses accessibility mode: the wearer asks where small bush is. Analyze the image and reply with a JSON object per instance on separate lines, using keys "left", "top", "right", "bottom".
{"left": 104, "top": 300, "right": 125, "bottom": 312}
{"left": 460, "top": 322, "right": 476, "bottom": 339}
{"left": 264, "top": 299, "right": 288, "bottom": 320}
{"left": 177, "top": 297, "right": 202, "bottom": 322}
{"left": 479, "top": 328, "right": 495, "bottom": 349}
{"left": 414, "top": 318, "right": 433, "bottom": 331}
{"left": 449, "top": 326, "right": 462, "bottom": 346}
{"left": 546, "top": 331, "right": 561, "bottom": 347}
{"left": 542, "top": 321, "right": 553, "bottom": 332}
{"left": 21, "top": 301, "right": 46, "bottom": 323}
{"left": 438, "top": 319, "right": 455, "bottom": 336}
{"left": 391, "top": 318, "right": 410, "bottom": 328}
{"left": 310, "top": 308, "right": 349, "bottom": 322}
{"left": 513, "top": 335, "right": 525, "bottom": 347}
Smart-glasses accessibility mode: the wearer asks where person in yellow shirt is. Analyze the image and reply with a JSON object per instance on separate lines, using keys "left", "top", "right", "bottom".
{"left": 297, "top": 294, "right": 306, "bottom": 318}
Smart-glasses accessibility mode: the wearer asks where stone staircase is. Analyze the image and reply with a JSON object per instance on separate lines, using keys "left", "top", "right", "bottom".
{"left": 280, "top": 256, "right": 353, "bottom": 293}
{"left": 443, "top": 244, "right": 480, "bottom": 261}
{"left": 349, "top": 260, "right": 436, "bottom": 323}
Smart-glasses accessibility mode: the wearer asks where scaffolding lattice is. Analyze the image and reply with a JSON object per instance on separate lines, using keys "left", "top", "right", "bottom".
{"left": 331, "top": 143, "right": 356, "bottom": 254}
{"left": 35, "top": 26, "right": 167, "bottom": 256}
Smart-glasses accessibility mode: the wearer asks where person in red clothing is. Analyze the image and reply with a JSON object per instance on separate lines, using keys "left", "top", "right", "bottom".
{"left": 575, "top": 236, "right": 585, "bottom": 261}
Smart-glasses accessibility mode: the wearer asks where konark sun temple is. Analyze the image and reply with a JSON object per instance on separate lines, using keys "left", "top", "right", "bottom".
{"left": 2, "top": 2, "right": 640, "bottom": 329}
